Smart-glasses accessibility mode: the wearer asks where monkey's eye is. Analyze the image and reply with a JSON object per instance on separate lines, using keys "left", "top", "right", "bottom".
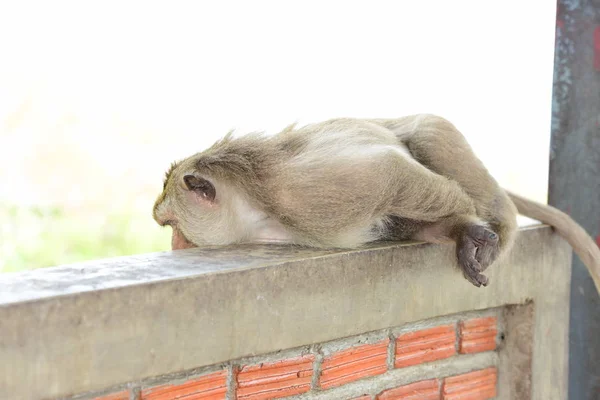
{"left": 183, "top": 175, "right": 216, "bottom": 202}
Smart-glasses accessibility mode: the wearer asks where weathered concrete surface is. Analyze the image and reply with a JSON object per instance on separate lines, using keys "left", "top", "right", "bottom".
{"left": 498, "top": 303, "right": 534, "bottom": 400}
{"left": 0, "top": 225, "right": 571, "bottom": 400}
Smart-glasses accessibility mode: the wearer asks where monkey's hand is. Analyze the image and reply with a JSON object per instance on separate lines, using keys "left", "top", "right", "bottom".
{"left": 455, "top": 225, "right": 500, "bottom": 287}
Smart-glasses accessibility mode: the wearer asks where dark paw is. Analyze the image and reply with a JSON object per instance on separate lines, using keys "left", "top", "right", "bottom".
{"left": 468, "top": 225, "right": 501, "bottom": 270}
{"left": 456, "top": 225, "right": 500, "bottom": 287}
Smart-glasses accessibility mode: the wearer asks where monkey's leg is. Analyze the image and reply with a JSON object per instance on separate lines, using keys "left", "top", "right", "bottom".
{"left": 379, "top": 149, "right": 499, "bottom": 287}
{"left": 417, "top": 218, "right": 500, "bottom": 287}
{"left": 374, "top": 114, "right": 518, "bottom": 276}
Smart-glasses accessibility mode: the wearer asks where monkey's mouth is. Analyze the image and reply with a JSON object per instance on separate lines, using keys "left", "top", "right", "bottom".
{"left": 171, "top": 228, "right": 198, "bottom": 250}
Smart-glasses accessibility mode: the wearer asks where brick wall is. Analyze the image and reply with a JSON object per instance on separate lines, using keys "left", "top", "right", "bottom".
{"left": 84, "top": 311, "right": 505, "bottom": 400}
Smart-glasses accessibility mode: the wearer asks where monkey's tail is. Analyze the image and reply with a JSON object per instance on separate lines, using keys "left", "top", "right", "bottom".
{"left": 507, "top": 191, "right": 600, "bottom": 293}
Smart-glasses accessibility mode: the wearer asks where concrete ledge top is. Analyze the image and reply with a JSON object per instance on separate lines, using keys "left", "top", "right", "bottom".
{"left": 0, "top": 241, "right": 421, "bottom": 305}
{"left": 0, "top": 221, "right": 541, "bottom": 306}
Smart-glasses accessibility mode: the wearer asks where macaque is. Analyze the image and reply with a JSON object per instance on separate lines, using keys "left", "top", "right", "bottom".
{"left": 153, "top": 114, "right": 600, "bottom": 290}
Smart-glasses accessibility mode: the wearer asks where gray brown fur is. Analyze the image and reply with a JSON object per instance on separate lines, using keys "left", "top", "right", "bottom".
{"left": 153, "top": 114, "right": 599, "bottom": 289}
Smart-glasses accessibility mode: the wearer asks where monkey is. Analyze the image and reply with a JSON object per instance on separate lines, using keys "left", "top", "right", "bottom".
{"left": 153, "top": 114, "right": 600, "bottom": 291}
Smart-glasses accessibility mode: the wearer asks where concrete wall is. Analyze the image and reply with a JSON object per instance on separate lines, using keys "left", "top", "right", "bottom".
{"left": 0, "top": 225, "right": 571, "bottom": 400}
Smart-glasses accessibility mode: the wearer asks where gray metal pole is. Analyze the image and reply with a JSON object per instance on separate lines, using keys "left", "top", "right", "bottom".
{"left": 550, "top": 1, "right": 600, "bottom": 398}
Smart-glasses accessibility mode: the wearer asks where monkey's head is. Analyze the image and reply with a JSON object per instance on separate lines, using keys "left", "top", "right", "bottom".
{"left": 153, "top": 157, "right": 240, "bottom": 250}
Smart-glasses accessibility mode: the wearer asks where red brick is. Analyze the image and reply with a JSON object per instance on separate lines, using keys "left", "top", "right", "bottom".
{"left": 458, "top": 317, "right": 498, "bottom": 354}
{"left": 320, "top": 339, "right": 389, "bottom": 389}
{"left": 94, "top": 391, "right": 129, "bottom": 400}
{"left": 141, "top": 370, "right": 227, "bottom": 400}
{"left": 442, "top": 368, "right": 497, "bottom": 400}
{"left": 376, "top": 379, "right": 440, "bottom": 400}
{"left": 237, "top": 355, "right": 314, "bottom": 399}
{"left": 395, "top": 325, "right": 456, "bottom": 368}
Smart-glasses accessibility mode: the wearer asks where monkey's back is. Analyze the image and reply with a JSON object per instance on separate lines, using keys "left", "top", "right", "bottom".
{"left": 263, "top": 119, "right": 418, "bottom": 247}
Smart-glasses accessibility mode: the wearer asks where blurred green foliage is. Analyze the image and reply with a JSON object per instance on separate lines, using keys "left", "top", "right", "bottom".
{"left": 0, "top": 203, "right": 171, "bottom": 272}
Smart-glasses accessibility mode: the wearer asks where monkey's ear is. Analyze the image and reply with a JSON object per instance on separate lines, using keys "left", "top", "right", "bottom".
{"left": 183, "top": 175, "right": 216, "bottom": 202}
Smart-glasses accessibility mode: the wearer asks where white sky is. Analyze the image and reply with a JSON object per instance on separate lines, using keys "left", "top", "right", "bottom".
{"left": 0, "top": 0, "right": 556, "bottom": 208}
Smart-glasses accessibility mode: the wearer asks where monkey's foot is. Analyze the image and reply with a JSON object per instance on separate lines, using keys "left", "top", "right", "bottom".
{"left": 456, "top": 225, "right": 499, "bottom": 287}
